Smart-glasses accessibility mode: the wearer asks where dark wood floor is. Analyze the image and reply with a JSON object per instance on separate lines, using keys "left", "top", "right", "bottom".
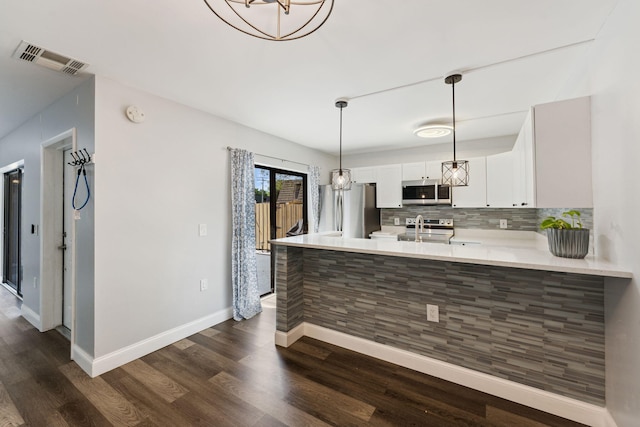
{"left": 0, "top": 288, "right": 587, "bottom": 427}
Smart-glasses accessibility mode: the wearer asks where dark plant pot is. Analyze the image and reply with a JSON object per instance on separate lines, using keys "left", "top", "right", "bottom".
{"left": 546, "top": 228, "right": 590, "bottom": 259}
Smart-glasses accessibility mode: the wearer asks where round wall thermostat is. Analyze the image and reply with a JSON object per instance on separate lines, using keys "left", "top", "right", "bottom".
{"left": 125, "top": 105, "right": 145, "bottom": 123}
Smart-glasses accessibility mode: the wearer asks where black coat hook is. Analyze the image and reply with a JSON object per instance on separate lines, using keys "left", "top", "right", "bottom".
{"left": 67, "top": 148, "right": 92, "bottom": 167}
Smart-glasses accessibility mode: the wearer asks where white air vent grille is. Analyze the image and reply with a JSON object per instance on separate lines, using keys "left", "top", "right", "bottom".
{"left": 12, "top": 41, "right": 88, "bottom": 75}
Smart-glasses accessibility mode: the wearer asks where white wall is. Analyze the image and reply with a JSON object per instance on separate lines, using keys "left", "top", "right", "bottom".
{"left": 587, "top": 0, "right": 640, "bottom": 425}
{"left": 0, "top": 79, "right": 96, "bottom": 354}
{"left": 93, "top": 76, "right": 335, "bottom": 359}
{"left": 342, "top": 135, "right": 515, "bottom": 168}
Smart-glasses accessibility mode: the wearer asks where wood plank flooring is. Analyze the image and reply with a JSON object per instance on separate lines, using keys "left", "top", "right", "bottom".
{"left": 0, "top": 288, "right": 587, "bottom": 426}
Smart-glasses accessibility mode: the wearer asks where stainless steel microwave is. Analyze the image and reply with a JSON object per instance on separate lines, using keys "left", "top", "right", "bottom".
{"left": 401, "top": 179, "right": 452, "bottom": 206}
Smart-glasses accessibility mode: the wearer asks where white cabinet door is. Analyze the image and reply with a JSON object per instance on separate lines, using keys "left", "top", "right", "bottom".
{"left": 402, "top": 162, "right": 426, "bottom": 181}
{"left": 533, "top": 96, "right": 592, "bottom": 208}
{"left": 351, "top": 167, "right": 377, "bottom": 184}
{"left": 451, "top": 157, "right": 487, "bottom": 208}
{"left": 424, "top": 161, "right": 443, "bottom": 180}
{"left": 376, "top": 164, "right": 403, "bottom": 208}
{"left": 402, "top": 161, "right": 442, "bottom": 181}
{"left": 486, "top": 152, "right": 514, "bottom": 208}
{"left": 512, "top": 111, "right": 535, "bottom": 207}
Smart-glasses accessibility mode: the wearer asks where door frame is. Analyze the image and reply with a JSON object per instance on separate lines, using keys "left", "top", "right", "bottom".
{"left": 254, "top": 165, "right": 308, "bottom": 295}
{"left": 0, "top": 160, "right": 25, "bottom": 297}
{"left": 41, "top": 128, "right": 77, "bottom": 354}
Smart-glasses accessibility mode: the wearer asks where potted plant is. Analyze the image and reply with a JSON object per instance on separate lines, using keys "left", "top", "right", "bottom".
{"left": 540, "top": 210, "right": 589, "bottom": 259}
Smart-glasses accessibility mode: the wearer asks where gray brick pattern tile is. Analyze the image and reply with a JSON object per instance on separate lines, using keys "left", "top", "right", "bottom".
{"left": 300, "top": 248, "right": 604, "bottom": 405}
{"left": 274, "top": 246, "right": 304, "bottom": 331}
{"left": 381, "top": 207, "right": 593, "bottom": 234}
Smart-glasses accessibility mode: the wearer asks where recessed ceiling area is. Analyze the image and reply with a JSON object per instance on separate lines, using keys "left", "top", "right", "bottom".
{"left": 0, "top": 0, "right": 618, "bottom": 155}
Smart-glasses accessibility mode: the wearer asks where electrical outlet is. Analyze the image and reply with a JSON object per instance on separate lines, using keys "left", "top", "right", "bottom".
{"left": 499, "top": 219, "right": 508, "bottom": 229}
{"left": 394, "top": 217, "right": 400, "bottom": 226}
{"left": 33, "top": 277, "right": 37, "bottom": 289}
{"left": 200, "top": 279, "right": 208, "bottom": 291}
{"left": 427, "top": 304, "right": 439, "bottom": 322}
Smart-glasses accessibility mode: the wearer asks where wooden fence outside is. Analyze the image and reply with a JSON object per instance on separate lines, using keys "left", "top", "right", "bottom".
{"left": 255, "top": 202, "right": 303, "bottom": 251}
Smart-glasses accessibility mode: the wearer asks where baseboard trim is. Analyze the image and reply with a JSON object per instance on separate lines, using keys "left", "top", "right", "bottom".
{"left": 20, "top": 303, "right": 42, "bottom": 331}
{"left": 71, "top": 344, "right": 94, "bottom": 376}
{"left": 275, "top": 322, "right": 304, "bottom": 347}
{"left": 603, "top": 410, "right": 619, "bottom": 427}
{"left": 278, "top": 322, "right": 609, "bottom": 427}
{"left": 88, "top": 307, "right": 233, "bottom": 377}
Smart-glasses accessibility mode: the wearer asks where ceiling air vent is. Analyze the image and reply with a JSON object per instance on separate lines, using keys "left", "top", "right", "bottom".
{"left": 12, "top": 40, "right": 88, "bottom": 76}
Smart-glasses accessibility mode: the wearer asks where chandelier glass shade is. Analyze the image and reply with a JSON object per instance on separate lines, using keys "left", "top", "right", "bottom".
{"left": 441, "top": 74, "right": 469, "bottom": 187}
{"left": 203, "top": 0, "right": 334, "bottom": 41}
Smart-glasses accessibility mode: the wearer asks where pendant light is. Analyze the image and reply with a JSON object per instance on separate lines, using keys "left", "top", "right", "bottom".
{"left": 441, "top": 74, "right": 469, "bottom": 187}
{"left": 331, "top": 99, "right": 352, "bottom": 191}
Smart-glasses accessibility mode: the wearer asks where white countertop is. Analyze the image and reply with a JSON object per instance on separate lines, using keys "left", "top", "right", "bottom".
{"left": 271, "top": 233, "right": 632, "bottom": 279}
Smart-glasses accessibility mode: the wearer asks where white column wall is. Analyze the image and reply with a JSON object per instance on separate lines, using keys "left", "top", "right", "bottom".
{"left": 588, "top": 0, "right": 640, "bottom": 425}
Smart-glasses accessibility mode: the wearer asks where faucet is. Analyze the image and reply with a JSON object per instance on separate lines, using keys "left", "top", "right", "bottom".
{"left": 415, "top": 215, "right": 424, "bottom": 242}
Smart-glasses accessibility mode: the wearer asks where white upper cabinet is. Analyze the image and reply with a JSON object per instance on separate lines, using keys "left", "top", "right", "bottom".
{"left": 515, "top": 96, "right": 592, "bottom": 208}
{"left": 402, "top": 162, "right": 427, "bottom": 181}
{"left": 401, "top": 161, "right": 442, "bottom": 181}
{"left": 351, "top": 166, "right": 377, "bottom": 184}
{"left": 486, "top": 151, "right": 514, "bottom": 208}
{"left": 376, "top": 164, "right": 403, "bottom": 208}
{"left": 451, "top": 157, "right": 487, "bottom": 208}
{"left": 425, "top": 161, "right": 443, "bottom": 180}
{"left": 512, "top": 112, "right": 535, "bottom": 207}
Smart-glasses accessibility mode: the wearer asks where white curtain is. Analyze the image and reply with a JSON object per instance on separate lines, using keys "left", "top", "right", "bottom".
{"left": 230, "top": 149, "right": 262, "bottom": 321}
{"left": 308, "top": 165, "right": 320, "bottom": 233}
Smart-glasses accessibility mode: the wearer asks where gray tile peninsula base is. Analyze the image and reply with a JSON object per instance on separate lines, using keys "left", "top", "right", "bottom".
{"left": 274, "top": 246, "right": 605, "bottom": 405}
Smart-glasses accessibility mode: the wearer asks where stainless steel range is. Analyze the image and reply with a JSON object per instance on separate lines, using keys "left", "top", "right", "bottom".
{"left": 398, "top": 217, "right": 454, "bottom": 244}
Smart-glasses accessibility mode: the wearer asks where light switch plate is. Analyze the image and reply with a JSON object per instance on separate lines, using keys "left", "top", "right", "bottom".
{"left": 199, "top": 223, "right": 207, "bottom": 236}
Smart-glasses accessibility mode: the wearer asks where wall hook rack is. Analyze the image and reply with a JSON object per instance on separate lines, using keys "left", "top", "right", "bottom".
{"left": 68, "top": 148, "right": 92, "bottom": 167}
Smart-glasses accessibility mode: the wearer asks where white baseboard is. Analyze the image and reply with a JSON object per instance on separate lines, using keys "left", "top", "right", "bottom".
{"left": 277, "top": 323, "right": 610, "bottom": 427}
{"left": 71, "top": 344, "right": 94, "bottom": 375}
{"left": 20, "top": 303, "right": 42, "bottom": 331}
{"left": 275, "top": 322, "right": 304, "bottom": 347}
{"left": 85, "top": 307, "right": 233, "bottom": 377}
{"left": 603, "top": 410, "right": 619, "bottom": 427}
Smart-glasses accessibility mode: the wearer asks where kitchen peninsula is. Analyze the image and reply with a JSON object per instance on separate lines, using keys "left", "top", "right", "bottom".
{"left": 271, "top": 234, "right": 631, "bottom": 424}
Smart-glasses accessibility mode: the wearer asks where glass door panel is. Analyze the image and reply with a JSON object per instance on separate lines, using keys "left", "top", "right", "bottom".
{"left": 3, "top": 168, "right": 22, "bottom": 295}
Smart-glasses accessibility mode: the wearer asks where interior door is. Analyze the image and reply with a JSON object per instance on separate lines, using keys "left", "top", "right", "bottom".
{"left": 3, "top": 168, "right": 22, "bottom": 295}
{"left": 62, "top": 150, "right": 73, "bottom": 330}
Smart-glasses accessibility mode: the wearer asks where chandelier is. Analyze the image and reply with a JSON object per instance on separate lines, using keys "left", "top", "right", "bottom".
{"left": 203, "top": 0, "right": 334, "bottom": 41}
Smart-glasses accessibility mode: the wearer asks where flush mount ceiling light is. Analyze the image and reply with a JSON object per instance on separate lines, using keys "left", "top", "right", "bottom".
{"left": 441, "top": 74, "right": 469, "bottom": 187}
{"left": 203, "top": 0, "right": 334, "bottom": 41}
{"left": 331, "top": 99, "right": 352, "bottom": 191}
{"left": 413, "top": 124, "right": 453, "bottom": 138}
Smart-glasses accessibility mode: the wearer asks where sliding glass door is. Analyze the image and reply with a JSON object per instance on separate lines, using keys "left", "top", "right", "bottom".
{"left": 254, "top": 166, "right": 307, "bottom": 295}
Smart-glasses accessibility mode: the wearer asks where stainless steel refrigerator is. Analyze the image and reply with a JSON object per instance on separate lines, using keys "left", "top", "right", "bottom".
{"left": 318, "top": 183, "right": 381, "bottom": 238}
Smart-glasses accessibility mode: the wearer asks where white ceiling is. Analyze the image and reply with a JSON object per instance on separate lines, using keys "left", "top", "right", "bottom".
{"left": 0, "top": 0, "right": 618, "bottom": 155}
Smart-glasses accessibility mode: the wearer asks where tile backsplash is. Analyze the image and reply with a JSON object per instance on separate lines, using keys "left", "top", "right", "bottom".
{"left": 381, "top": 206, "right": 593, "bottom": 235}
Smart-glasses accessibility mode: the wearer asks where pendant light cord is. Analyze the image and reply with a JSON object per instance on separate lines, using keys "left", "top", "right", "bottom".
{"left": 339, "top": 104, "right": 343, "bottom": 174}
{"left": 451, "top": 78, "right": 456, "bottom": 162}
